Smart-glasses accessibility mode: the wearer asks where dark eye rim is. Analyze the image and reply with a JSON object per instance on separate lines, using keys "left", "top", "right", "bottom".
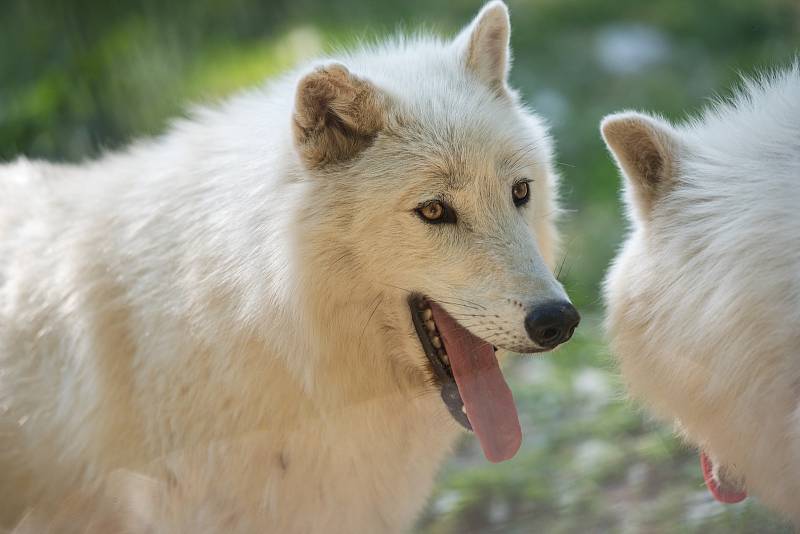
{"left": 512, "top": 180, "right": 532, "bottom": 207}
{"left": 414, "top": 199, "right": 457, "bottom": 225}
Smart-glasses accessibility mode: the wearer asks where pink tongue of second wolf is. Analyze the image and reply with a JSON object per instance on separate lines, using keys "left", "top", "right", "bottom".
{"left": 430, "top": 303, "right": 521, "bottom": 463}
{"left": 700, "top": 452, "right": 747, "bottom": 504}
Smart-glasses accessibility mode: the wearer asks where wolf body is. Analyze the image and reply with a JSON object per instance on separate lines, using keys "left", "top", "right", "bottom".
{"left": 0, "top": 2, "right": 576, "bottom": 531}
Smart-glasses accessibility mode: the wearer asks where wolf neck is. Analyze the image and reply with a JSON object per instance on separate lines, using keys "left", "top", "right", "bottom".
{"left": 292, "top": 245, "right": 424, "bottom": 408}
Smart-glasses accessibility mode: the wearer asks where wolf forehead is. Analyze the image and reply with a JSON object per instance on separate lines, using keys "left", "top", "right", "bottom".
{"left": 295, "top": 50, "right": 554, "bottom": 182}
{"left": 373, "top": 120, "right": 551, "bottom": 190}
{"left": 365, "top": 52, "right": 551, "bottom": 172}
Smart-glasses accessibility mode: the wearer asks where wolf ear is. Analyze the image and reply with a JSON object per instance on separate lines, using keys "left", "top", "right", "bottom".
{"left": 456, "top": 1, "right": 511, "bottom": 95}
{"left": 293, "top": 63, "right": 385, "bottom": 168}
{"left": 601, "top": 112, "right": 683, "bottom": 220}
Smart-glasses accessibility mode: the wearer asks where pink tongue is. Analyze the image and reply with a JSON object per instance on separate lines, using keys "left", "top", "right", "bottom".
{"left": 430, "top": 303, "right": 521, "bottom": 463}
{"left": 700, "top": 452, "right": 747, "bottom": 504}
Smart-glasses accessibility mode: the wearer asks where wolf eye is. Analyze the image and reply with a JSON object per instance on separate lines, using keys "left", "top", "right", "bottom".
{"left": 415, "top": 200, "right": 457, "bottom": 224}
{"left": 512, "top": 181, "right": 530, "bottom": 207}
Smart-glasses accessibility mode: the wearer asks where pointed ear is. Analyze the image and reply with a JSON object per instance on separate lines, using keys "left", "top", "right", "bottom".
{"left": 601, "top": 112, "right": 683, "bottom": 220}
{"left": 455, "top": 1, "right": 511, "bottom": 95}
{"left": 293, "top": 63, "right": 385, "bottom": 168}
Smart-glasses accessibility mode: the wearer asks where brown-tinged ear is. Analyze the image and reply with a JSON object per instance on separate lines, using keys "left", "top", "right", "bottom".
{"left": 601, "top": 112, "right": 683, "bottom": 220}
{"left": 455, "top": 1, "right": 511, "bottom": 95}
{"left": 293, "top": 63, "right": 385, "bottom": 168}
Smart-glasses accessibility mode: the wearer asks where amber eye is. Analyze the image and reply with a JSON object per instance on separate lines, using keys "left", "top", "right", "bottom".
{"left": 415, "top": 200, "right": 457, "bottom": 225}
{"left": 512, "top": 181, "right": 530, "bottom": 206}
{"left": 420, "top": 201, "right": 443, "bottom": 220}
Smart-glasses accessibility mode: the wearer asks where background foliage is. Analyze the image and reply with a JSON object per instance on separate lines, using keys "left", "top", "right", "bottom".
{"left": 2, "top": 0, "right": 798, "bottom": 531}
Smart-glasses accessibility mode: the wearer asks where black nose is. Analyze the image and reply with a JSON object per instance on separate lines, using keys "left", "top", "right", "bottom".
{"left": 524, "top": 300, "right": 580, "bottom": 349}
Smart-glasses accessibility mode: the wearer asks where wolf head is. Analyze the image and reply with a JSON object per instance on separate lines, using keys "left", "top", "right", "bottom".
{"left": 289, "top": 2, "right": 578, "bottom": 462}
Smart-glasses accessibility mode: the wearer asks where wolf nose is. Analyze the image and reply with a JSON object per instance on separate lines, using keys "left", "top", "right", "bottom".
{"left": 524, "top": 301, "right": 580, "bottom": 349}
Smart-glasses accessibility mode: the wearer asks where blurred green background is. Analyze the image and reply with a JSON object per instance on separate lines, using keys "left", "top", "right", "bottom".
{"left": 2, "top": 0, "right": 798, "bottom": 531}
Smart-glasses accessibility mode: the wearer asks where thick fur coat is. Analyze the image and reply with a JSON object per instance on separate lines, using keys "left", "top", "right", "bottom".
{"left": 603, "top": 64, "right": 800, "bottom": 522}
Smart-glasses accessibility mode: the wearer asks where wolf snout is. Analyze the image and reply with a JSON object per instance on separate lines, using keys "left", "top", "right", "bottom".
{"left": 524, "top": 301, "right": 580, "bottom": 349}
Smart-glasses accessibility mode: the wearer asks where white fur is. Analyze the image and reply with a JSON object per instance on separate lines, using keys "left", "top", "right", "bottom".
{"left": 603, "top": 64, "right": 800, "bottom": 521}
{"left": 0, "top": 2, "right": 567, "bottom": 531}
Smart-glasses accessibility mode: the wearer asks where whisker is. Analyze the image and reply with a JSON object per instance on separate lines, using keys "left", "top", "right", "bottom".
{"left": 555, "top": 235, "right": 577, "bottom": 282}
{"left": 556, "top": 254, "right": 568, "bottom": 282}
{"left": 504, "top": 145, "right": 539, "bottom": 174}
{"left": 329, "top": 252, "right": 351, "bottom": 269}
{"left": 373, "top": 282, "right": 487, "bottom": 312}
{"left": 375, "top": 282, "right": 413, "bottom": 294}
{"left": 357, "top": 292, "right": 384, "bottom": 355}
{"left": 433, "top": 298, "right": 483, "bottom": 311}
{"left": 374, "top": 283, "right": 483, "bottom": 310}
{"left": 437, "top": 292, "right": 487, "bottom": 310}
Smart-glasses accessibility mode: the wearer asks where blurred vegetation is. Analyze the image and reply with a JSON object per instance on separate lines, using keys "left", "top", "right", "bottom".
{"left": 1, "top": 0, "right": 798, "bottom": 531}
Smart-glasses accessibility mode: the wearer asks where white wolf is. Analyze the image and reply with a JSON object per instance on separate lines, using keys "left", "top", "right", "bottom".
{"left": 0, "top": 2, "right": 579, "bottom": 531}
{"left": 602, "top": 64, "right": 800, "bottom": 522}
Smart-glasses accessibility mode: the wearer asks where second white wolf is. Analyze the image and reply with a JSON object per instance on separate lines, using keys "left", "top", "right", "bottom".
{"left": 603, "top": 64, "right": 800, "bottom": 522}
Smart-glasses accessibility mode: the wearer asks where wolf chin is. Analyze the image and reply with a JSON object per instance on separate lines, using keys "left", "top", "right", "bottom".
{"left": 0, "top": 2, "right": 578, "bottom": 531}
{"left": 602, "top": 64, "right": 800, "bottom": 523}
